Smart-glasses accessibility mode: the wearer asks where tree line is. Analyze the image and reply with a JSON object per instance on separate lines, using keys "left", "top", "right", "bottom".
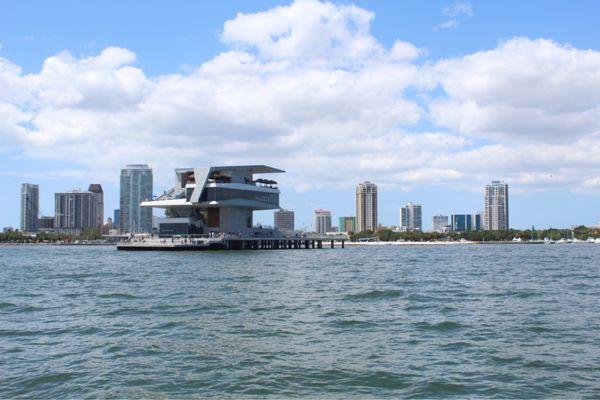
{"left": 0, "top": 228, "right": 104, "bottom": 243}
{"left": 349, "top": 226, "right": 600, "bottom": 242}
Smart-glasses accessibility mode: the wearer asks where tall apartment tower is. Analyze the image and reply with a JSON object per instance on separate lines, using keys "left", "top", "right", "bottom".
{"left": 120, "top": 164, "right": 153, "bottom": 233}
{"left": 274, "top": 209, "right": 295, "bottom": 232}
{"left": 356, "top": 182, "right": 377, "bottom": 232}
{"left": 113, "top": 209, "right": 120, "bottom": 230}
{"left": 339, "top": 216, "right": 356, "bottom": 233}
{"left": 88, "top": 184, "right": 104, "bottom": 228}
{"left": 20, "top": 183, "right": 39, "bottom": 233}
{"left": 314, "top": 209, "right": 332, "bottom": 234}
{"left": 399, "top": 202, "right": 422, "bottom": 231}
{"left": 54, "top": 189, "right": 97, "bottom": 235}
{"left": 483, "top": 181, "right": 509, "bottom": 230}
{"left": 432, "top": 215, "right": 449, "bottom": 233}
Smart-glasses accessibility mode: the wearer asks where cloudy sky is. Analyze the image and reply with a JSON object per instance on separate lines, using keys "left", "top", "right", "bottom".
{"left": 1, "top": 0, "right": 600, "bottom": 230}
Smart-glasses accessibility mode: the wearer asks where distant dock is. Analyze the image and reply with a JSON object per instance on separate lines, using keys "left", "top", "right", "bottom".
{"left": 117, "top": 235, "right": 346, "bottom": 251}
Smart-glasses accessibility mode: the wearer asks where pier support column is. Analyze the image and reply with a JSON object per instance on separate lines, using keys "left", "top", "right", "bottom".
{"left": 342, "top": 240, "right": 345, "bottom": 248}
{"left": 317, "top": 240, "right": 322, "bottom": 249}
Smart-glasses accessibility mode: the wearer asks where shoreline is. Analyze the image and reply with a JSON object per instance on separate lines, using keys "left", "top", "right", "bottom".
{"left": 1, "top": 240, "right": 591, "bottom": 247}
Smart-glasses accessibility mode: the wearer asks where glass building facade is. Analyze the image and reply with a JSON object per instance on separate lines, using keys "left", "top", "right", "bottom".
{"left": 451, "top": 214, "right": 482, "bottom": 231}
{"left": 120, "top": 165, "right": 153, "bottom": 233}
{"left": 20, "top": 183, "right": 39, "bottom": 233}
{"left": 339, "top": 216, "right": 356, "bottom": 233}
{"left": 54, "top": 190, "right": 97, "bottom": 235}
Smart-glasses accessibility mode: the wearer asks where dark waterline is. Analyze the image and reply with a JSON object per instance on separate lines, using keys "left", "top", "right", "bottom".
{"left": 1, "top": 244, "right": 600, "bottom": 398}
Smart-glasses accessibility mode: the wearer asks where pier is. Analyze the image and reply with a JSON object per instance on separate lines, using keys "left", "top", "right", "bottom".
{"left": 117, "top": 235, "right": 346, "bottom": 251}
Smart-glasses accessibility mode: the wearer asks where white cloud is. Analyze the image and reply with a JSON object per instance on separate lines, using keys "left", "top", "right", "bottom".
{"left": 443, "top": 2, "right": 473, "bottom": 18}
{"left": 0, "top": 1, "right": 600, "bottom": 194}
{"left": 434, "top": 20, "right": 458, "bottom": 31}
{"left": 430, "top": 38, "right": 600, "bottom": 142}
{"left": 435, "top": 2, "right": 472, "bottom": 31}
{"left": 220, "top": 0, "right": 383, "bottom": 65}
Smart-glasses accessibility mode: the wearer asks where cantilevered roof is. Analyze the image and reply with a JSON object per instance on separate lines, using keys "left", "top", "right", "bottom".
{"left": 175, "top": 165, "right": 284, "bottom": 174}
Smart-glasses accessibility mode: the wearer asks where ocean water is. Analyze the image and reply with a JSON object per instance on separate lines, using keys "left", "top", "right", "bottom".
{"left": 1, "top": 244, "right": 600, "bottom": 398}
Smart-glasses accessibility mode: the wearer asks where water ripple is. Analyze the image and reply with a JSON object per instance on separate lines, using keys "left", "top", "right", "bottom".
{"left": 1, "top": 244, "right": 599, "bottom": 398}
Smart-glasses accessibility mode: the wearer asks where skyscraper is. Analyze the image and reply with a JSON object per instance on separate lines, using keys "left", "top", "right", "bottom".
{"left": 356, "top": 182, "right": 377, "bottom": 232}
{"left": 339, "top": 216, "right": 356, "bottom": 233}
{"left": 113, "top": 209, "right": 120, "bottom": 230}
{"left": 314, "top": 209, "right": 332, "bottom": 234}
{"left": 88, "top": 184, "right": 104, "bottom": 228}
{"left": 432, "top": 215, "right": 449, "bottom": 233}
{"left": 483, "top": 181, "right": 509, "bottom": 230}
{"left": 399, "top": 202, "right": 422, "bottom": 231}
{"left": 451, "top": 214, "right": 482, "bottom": 231}
{"left": 274, "top": 209, "right": 295, "bottom": 232}
{"left": 20, "top": 183, "right": 39, "bottom": 233}
{"left": 120, "top": 164, "right": 153, "bottom": 233}
{"left": 54, "top": 189, "right": 97, "bottom": 235}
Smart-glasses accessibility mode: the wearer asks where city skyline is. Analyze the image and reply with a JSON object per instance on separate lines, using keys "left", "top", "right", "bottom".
{"left": 2, "top": 1, "right": 600, "bottom": 230}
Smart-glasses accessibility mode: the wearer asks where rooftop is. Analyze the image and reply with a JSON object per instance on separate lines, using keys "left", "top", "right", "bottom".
{"left": 175, "top": 165, "right": 284, "bottom": 174}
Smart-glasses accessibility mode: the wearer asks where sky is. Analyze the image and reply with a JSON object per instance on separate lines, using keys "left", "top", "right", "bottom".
{"left": 1, "top": 0, "right": 600, "bottom": 231}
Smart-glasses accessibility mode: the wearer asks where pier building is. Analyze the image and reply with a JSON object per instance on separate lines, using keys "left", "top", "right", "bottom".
{"left": 141, "top": 165, "right": 284, "bottom": 236}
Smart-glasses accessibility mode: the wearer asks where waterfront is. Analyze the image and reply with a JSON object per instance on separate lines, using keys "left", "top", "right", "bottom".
{"left": 1, "top": 245, "right": 600, "bottom": 398}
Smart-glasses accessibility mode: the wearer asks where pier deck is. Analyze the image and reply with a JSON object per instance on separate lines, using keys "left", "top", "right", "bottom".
{"left": 117, "top": 236, "right": 346, "bottom": 251}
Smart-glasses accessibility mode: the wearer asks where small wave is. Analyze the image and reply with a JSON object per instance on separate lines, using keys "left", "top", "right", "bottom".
{"left": 414, "top": 320, "right": 464, "bottom": 331}
{"left": 98, "top": 293, "right": 139, "bottom": 300}
{"left": 0, "top": 301, "right": 16, "bottom": 310}
{"left": 330, "top": 319, "right": 376, "bottom": 329}
{"left": 523, "top": 360, "right": 560, "bottom": 370}
{"left": 525, "top": 325, "right": 553, "bottom": 333}
{"left": 492, "top": 354, "right": 523, "bottom": 364}
{"left": 21, "top": 372, "right": 75, "bottom": 388}
{"left": 345, "top": 370, "right": 412, "bottom": 390}
{"left": 343, "top": 289, "right": 403, "bottom": 301}
{"left": 491, "top": 290, "right": 542, "bottom": 299}
{"left": 412, "top": 380, "right": 469, "bottom": 396}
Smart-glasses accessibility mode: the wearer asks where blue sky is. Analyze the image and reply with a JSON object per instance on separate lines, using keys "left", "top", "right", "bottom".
{"left": 1, "top": 0, "right": 600, "bottom": 230}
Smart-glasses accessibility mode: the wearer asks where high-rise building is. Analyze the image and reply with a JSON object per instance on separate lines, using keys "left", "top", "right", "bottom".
{"left": 315, "top": 209, "right": 332, "bottom": 234}
{"left": 339, "top": 216, "right": 356, "bottom": 233}
{"left": 399, "top": 202, "right": 422, "bottom": 231}
{"left": 20, "top": 183, "right": 39, "bottom": 233}
{"left": 451, "top": 213, "right": 482, "bottom": 231}
{"left": 120, "top": 164, "right": 153, "bottom": 233}
{"left": 432, "top": 215, "right": 449, "bottom": 233}
{"left": 88, "top": 184, "right": 104, "bottom": 228}
{"left": 54, "top": 189, "right": 97, "bottom": 235}
{"left": 38, "top": 216, "right": 55, "bottom": 231}
{"left": 356, "top": 182, "right": 377, "bottom": 232}
{"left": 274, "top": 209, "right": 295, "bottom": 232}
{"left": 113, "top": 209, "right": 120, "bottom": 230}
{"left": 483, "top": 181, "right": 509, "bottom": 230}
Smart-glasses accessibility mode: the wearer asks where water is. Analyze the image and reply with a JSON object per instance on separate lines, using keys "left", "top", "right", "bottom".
{"left": 1, "top": 244, "right": 600, "bottom": 398}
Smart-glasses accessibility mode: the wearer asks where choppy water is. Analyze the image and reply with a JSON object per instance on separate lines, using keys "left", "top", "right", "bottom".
{"left": 1, "top": 244, "right": 600, "bottom": 398}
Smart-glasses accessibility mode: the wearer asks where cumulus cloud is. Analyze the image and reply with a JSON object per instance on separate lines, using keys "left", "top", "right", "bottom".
{"left": 430, "top": 38, "right": 600, "bottom": 142}
{"left": 435, "top": 1, "right": 473, "bottom": 31}
{"left": 0, "top": 0, "right": 599, "bottom": 194}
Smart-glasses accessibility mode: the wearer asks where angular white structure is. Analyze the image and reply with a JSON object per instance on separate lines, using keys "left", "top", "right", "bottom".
{"left": 141, "top": 165, "right": 283, "bottom": 236}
